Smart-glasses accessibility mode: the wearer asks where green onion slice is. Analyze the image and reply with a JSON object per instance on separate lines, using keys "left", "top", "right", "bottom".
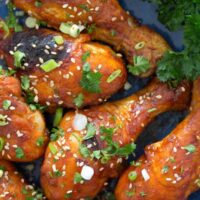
{"left": 107, "top": 69, "right": 122, "bottom": 83}
{"left": 13, "top": 50, "right": 25, "bottom": 68}
{"left": 53, "top": 108, "right": 63, "bottom": 127}
{"left": 54, "top": 35, "right": 64, "bottom": 45}
{"left": 40, "top": 59, "right": 60, "bottom": 72}
{"left": 0, "top": 137, "right": 5, "bottom": 152}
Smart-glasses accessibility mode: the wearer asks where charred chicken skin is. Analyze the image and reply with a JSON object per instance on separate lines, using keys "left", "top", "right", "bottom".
{"left": 0, "top": 160, "right": 42, "bottom": 199}
{"left": 13, "top": 0, "right": 170, "bottom": 77}
{"left": 115, "top": 79, "right": 200, "bottom": 200}
{"left": 0, "top": 28, "right": 126, "bottom": 112}
{"left": 0, "top": 73, "right": 48, "bottom": 162}
{"left": 40, "top": 79, "right": 190, "bottom": 200}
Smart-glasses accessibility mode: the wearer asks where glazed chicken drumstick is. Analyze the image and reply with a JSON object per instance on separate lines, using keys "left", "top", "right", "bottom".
{"left": 0, "top": 72, "right": 48, "bottom": 162}
{"left": 115, "top": 79, "right": 200, "bottom": 200}
{"left": 40, "top": 79, "right": 190, "bottom": 200}
{"left": 13, "top": 0, "right": 170, "bottom": 77}
{"left": 0, "top": 28, "right": 126, "bottom": 112}
{"left": 0, "top": 160, "right": 43, "bottom": 199}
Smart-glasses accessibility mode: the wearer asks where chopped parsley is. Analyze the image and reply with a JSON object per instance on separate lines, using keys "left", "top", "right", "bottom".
{"left": 182, "top": 144, "right": 196, "bottom": 153}
{"left": 128, "top": 55, "right": 150, "bottom": 76}
{"left": 161, "top": 165, "right": 169, "bottom": 174}
{"left": 80, "top": 62, "right": 102, "bottom": 93}
{"left": 36, "top": 137, "right": 44, "bottom": 147}
{"left": 82, "top": 51, "right": 91, "bottom": 62}
{"left": 83, "top": 123, "right": 96, "bottom": 140}
{"left": 20, "top": 76, "right": 46, "bottom": 112}
{"left": 140, "top": 191, "right": 147, "bottom": 197}
{"left": 79, "top": 144, "right": 90, "bottom": 158}
{"left": 2, "top": 100, "right": 11, "bottom": 110}
{"left": 64, "top": 193, "right": 72, "bottom": 199}
{"left": 79, "top": 4, "right": 90, "bottom": 12}
{"left": 73, "top": 93, "right": 84, "bottom": 108}
{"left": 50, "top": 128, "right": 65, "bottom": 141}
{"left": 54, "top": 170, "right": 62, "bottom": 177}
{"left": 86, "top": 24, "right": 96, "bottom": 34}
{"left": 15, "top": 147, "right": 25, "bottom": 159}
{"left": 74, "top": 172, "right": 83, "bottom": 184}
{"left": 21, "top": 76, "right": 30, "bottom": 91}
{"left": 169, "top": 156, "right": 176, "bottom": 163}
{"left": 126, "top": 190, "right": 135, "bottom": 197}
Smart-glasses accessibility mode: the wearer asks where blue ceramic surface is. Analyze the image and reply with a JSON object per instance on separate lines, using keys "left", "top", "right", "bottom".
{"left": 0, "top": 0, "right": 199, "bottom": 199}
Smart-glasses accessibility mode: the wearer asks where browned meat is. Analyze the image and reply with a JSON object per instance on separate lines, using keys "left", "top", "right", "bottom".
{"left": 40, "top": 79, "right": 190, "bottom": 199}
{"left": 13, "top": 0, "right": 170, "bottom": 77}
{"left": 115, "top": 79, "right": 200, "bottom": 200}
{"left": 0, "top": 73, "right": 48, "bottom": 162}
{"left": 0, "top": 28, "right": 127, "bottom": 112}
{"left": 0, "top": 160, "right": 43, "bottom": 199}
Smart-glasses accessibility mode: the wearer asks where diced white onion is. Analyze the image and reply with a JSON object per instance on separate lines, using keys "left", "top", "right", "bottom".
{"left": 81, "top": 165, "right": 94, "bottom": 181}
{"left": 73, "top": 113, "right": 88, "bottom": 131}
{"left": 141, "top": 169, "right": 150, "bottom": 181}
{"left": 25, "top": 17, "right": 37, "bottom": 28}
{"left": 124, "top": 81, "right": 132, "bottom": 90}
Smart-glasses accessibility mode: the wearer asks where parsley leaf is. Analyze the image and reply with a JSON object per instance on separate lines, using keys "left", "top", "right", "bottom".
{"left": 21, "top": 76, "right": 30, "bottom": 91}
{"left": 83, "top": 123, "right": 96, "bottom": 140}
{"left": 74, "top": 172, "right": 83, "bottom": 184}
{"left": 15, "top": 147, "right": 25, "bottom": 159}
{"left": 73, "top": 93, "right": 84, "bottom": 108}
{"left": 82, "top": 51, "right": 91, "bottom": 62}
{"left": 128, "top": 56, "right": 150, "bottom": 76}
{"left": 50, "top": 127, "right": 65, "bottom": 141}
{"left": 80, "top": 62, "right": 102, "bottom": 93}
{"left": 182, "top": 144, "right": 196, "bottom": 153}
{"left": 2, "top": 100, "right": 11, "bottom": 110}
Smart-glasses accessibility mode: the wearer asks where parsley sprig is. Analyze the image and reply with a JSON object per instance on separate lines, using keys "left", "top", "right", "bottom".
{"left": 146, "top": 1, "right": 200, "bottom": 85}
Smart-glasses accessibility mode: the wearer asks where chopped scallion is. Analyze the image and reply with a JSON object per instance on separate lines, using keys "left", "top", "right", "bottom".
{"left": 40, "top": 59, "right": 60, "bottom": 72}
{"left": 54, "top": 35, "right": 64, "bottom": 45}
{"left": 13, "top": 50, "right": 25, "bottom": 68}
{"left": 53, "top": 108, "right": 63, "bottom": 127}
{"left": 107, "top": 69, "right": 121, "bottom": 83}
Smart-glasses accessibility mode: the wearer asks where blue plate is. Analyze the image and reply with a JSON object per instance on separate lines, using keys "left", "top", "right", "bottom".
{"left": 0, "top": 0, "right": 199, "bottom": 199}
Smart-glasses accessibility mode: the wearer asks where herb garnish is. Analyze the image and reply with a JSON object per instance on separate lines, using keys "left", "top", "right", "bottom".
{"left": 5, "top": 2, "right": 22, "bottom": 32}
{"left": 146, "top": 1, "right": 200, "bottom": 85}
{"left": 128, "top": 56, "right": 150, "bottom": 76}
{"left": 80, "top": 62, "right": 102, "bottom": 93}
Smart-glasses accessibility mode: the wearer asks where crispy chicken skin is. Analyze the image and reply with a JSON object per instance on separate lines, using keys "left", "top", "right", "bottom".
{"left": 115, "top": 79, "right": 200, "bottom": 200}
{"left": 0, "top": 160, "right": 41, "bottom": 199}
{"left": 0, "top": 74, "right": 48, "bottom": 162}
{"left": 13, "top": 0, "right": 170, "bottom": 77}
{"left": 0, "top": 28, "right": 126, "bottom": 112}
{"left": 40, "top": 79, "right": 190, "bottom": 200}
